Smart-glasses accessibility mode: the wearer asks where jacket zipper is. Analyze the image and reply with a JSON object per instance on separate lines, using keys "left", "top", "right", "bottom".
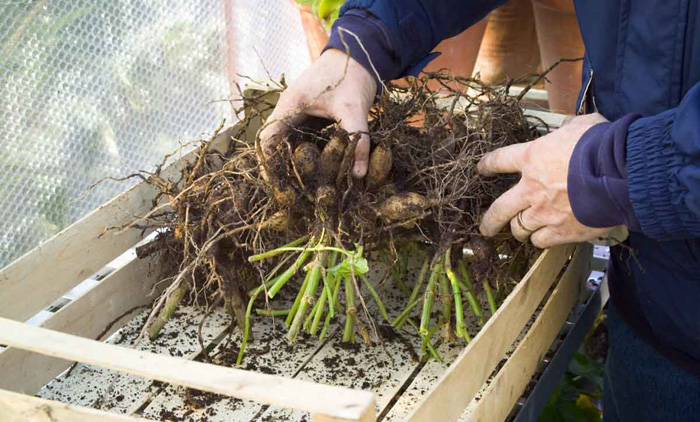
{"left": 577, "top": 67, "right": 598, "bottom": 115}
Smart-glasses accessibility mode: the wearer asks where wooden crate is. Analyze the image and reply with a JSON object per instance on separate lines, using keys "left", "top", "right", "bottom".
{"left": 0, "top": 85, "right": 590, "bottom": 422}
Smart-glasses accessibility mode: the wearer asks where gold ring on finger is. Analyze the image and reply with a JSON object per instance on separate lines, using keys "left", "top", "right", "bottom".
{"left": 516, "top": 210, "right": 535, "bottom": 233}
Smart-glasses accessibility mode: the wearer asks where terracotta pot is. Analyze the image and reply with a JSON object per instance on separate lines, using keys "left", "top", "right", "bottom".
{"left": 408, "top": 18, "right": 489, "bottom": 91}
{"left": 531, "top": 0, "right": 584, "bottom": 114}
{"left": 296, "top": 3, "right": 330, "bottom": 61}
{"left": 473, "top": 0, "right": 540, "bottom": 84}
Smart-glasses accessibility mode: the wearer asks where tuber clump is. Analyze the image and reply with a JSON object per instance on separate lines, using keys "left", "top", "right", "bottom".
{"left": 117, "top": 70, "right": 543, "bottom": 362}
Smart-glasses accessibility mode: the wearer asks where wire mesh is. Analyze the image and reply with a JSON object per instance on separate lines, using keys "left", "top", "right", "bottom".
{"left": 0, "top": 0, "right": 311, "bottom": 267}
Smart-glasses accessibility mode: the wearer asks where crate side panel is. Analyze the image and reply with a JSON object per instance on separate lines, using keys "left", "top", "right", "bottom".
{"left": 0, "top": 255, "right": 160, "bottom": 394}
{"left": 404, "top": 244, "right": 575, "bottom": 422}
{"left": 465, "top": 244, "right": 591, "bottom": 422}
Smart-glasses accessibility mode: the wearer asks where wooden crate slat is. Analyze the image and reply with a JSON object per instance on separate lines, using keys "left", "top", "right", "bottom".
{"left": 382, "top": 279, "right": 495, "bottom": 422}
{"left": 143, "top": 261, "right": 409, "bottom": 422}
{"left": 37, "top": 306, "right": 232, "bottom": 414}
{"left": 381, "top": 343, "right": 465, "bottom": 421}
{"left": 141, "top": 293, "right": 324, "bottom": 422}
{"left": 0, "top": 317, "right": 376, "bottom": 421}
{"left": 405, "top": 244, "right": 575, "bottom": 422}
{"left": 0, "top": 388, "right": 150, "bottom": 422}
{"left": 253, "top": 290, "right": 424, "bottom": 421}
{"left": 0, "top": 255, "right": 161, "bottom": 394}
{"left": 465, "top": 244, "right": 591, "bottom": 422}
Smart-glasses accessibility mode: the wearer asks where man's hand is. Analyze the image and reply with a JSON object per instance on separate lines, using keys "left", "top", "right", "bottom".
{"left": 477, "top": 113, "right": 615, "bottom": 248}
{"left": 259, "top": 49, "right": 377, "bottom": 178}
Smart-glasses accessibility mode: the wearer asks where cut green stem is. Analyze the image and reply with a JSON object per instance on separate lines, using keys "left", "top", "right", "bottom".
{"left": 359, "top": 274, "right": 388, "bottom": 321}
{"left": 285, "top": 269, "right": 311, "bottom": 326}
{"left": 438, "top": 271, "right": 452, "bottom": 341}
{"left": 320, "top": 272, "right": 343, "bottom": 339}
{"left": 419, "top": 262, "right": 442, "bottom": 340}
{"left": 149, "top": 282, "right": 188, "bottom": 341}
{"left": 288, "top": 255, "right": 324, "bottom": 342}
{"left": 255, "top": 308, "right": 290, "bottom": 317}
{"left": 304, "top": 286, "right": 325, "bottom": 331}
{"left": 247, "top": 235, "right": 310, "bottom": 262}
{"left": 457, "top": 261, "right": 485, "bottom": 326}
{"left": 251, "top": 246, "right": 349, "bottom": 262}
{"left": 343, "top": 276, "right": 356, "bottom": 342}
{"left": 457, "top": 261, "right": 474, "bottom": 292}
{"left": 309, "top": 287, "right": 328, "bottom": 336}
{"left": 322, "top": 251, "right": 338, "bottom": 318}
{"left": 407, "top": 256, "right": 430, "bottom": 309}
{"left": 444, "top": 248, "right": 469, "bottom": 342}
{"left": 237, "top": 283, "right": 265, "bottom": 365}
{"left": 483, "top": 279, "right": 497, "bottom": 317}
{"left": 391, "top": 298, "right": 421, "bottom": 329}
{"left": 268, "top": 249, "right": 312, "bottom": 298}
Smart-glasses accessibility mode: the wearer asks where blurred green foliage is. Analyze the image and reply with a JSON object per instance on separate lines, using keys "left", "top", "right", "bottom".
{"left": 538, "top": 347, "right": 605, "bottom": 421}
{"left": 296, "top": 0, "right": 344, "bottom": 29}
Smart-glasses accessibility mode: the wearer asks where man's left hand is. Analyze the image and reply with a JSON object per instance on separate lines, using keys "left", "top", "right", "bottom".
{"left": 477, "top": 113, "right": 614, "bottom": 248}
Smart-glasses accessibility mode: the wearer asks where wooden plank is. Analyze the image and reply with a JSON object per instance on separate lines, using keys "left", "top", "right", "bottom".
{"left": 143, "top": 261, "right": 408, "bottom": 422}
{"left": 382, "top": 338, "right": 466, "bottom": 421}
{"left": 0, "top": 388, "right": 151, "bottom": 422}
{"left": 37, "top": 306, "right": 231, "bottom": 414}
{"left": 0, "top": 85, "right": 278, "bottom": 323}
{"left": 313, "top": 409, "right": 376, "bottom": 422}
{"left": 405, "top": 243, "right": 576, "bottom": 422}
{"left": 0, "top": 255, "right": 162, "bottom": 394}
{"left": 0, "top": 318, "right": 376, "bottom": 421}
{"left": 256, "top": 290, "right": 425, "bottom": 422}
{"left": 465, "top": 244, "right": 591, "bottom": 422}
{"left": 523, "top": 109, "right": 566, "bottom": 129}
{"left": 140, "top": 293, "right": 321, "bottom": 422}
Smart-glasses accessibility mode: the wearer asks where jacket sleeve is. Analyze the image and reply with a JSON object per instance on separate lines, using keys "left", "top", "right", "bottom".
{"left": 568, "top": 84, "right": 700, "bottom": 240}
{"left": 626, "top": 83, "right": 700, "bottom": 239}
{"left": 324, "top": 0, "right": 504, "bottom": 84}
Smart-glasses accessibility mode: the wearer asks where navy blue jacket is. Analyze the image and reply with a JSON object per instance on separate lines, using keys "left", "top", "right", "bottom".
{"left": 326, "top": 0, "right": 700, "bottom": 377}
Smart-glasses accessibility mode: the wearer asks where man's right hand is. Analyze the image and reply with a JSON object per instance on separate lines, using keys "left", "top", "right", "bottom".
{"left": 258, "top": 49, "right": 377, "bottom": 178}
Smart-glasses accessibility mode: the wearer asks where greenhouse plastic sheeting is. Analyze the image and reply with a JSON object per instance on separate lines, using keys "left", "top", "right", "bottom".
{"left": 0, "top": 0, "right": 310, "bottom": 268}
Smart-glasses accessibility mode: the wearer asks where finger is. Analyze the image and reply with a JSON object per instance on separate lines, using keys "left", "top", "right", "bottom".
{"left": 530, "top": 227, "right": 563, "bottom": 249}
{"left": 258, "top": 94, "right": 308, "bottom": 159}
{"left": 510, "top": 208, "right": 543, "bottom": 242}
{"left": 335, "top": 109, "right": 370, "bottom": 178}
{"left": 352, "top": 133, "right": 371, "bottom": 178}
{"left": 479, "top": 183, "right": 530, "bottom": 237}
{"left": 563, "top": 113, "right": 608, "bottom": 129}
{"left": 560, "top": 115, "right": 575, "bottom": 126}
{"left": 477, "top": 142, "right": 530, "bottom": 177}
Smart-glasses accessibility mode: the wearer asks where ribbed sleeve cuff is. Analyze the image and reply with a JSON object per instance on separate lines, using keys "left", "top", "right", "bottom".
{"left": 627, "top": 109, "right": 689, "bottom": 238}
{"left": 568, "top": 114, "right": 642, "bottom": 230}
{"left": 324, "top": 9, "right": 402, "bottom": 92}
